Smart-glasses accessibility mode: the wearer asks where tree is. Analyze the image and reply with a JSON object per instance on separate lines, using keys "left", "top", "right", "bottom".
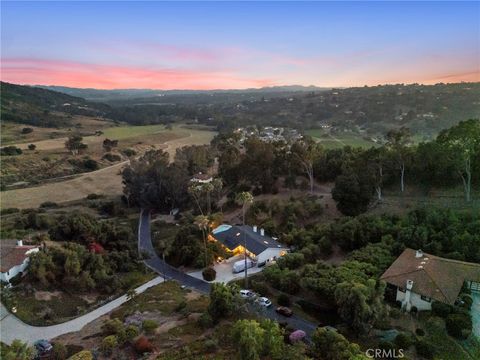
{"left": 259, "top": 319, "right": 283, "bottom": 359}
{"left": 102, "top": 138, "right": 119, "bottom": 152}
{"left": 207, "top": 283, "right": 239, "bottom": 322}
{"left": 65, "top": 135, "right": 87, "bottom": 155}
{"left": 363, "top": 147, "right": 387, "bottom": 201}
{"left": 236, "top": 191, "right": 254, "bottom": 288}
{"left": 2, "top": 339, "right": 34, "bottom": 360}
{"left": 231, "top": 319, "right": 265, "bottom": 360}
{"left": 194, "top": 214, "right": 210, "bottom": 268}
{"left": 436, "top": 119, "right": 480, "bottom": 202}
{"left": 385, "top": 127, "right": 412, "bottom": 193}
{"left": 290, "top": 138, "right": 323, "bottom": 193}
{"left": 311, "top": 327, "right": 362, "bottom": 360}
{"left": 334, "top": 279, "right": 386, "bottom": 334}
{"left": 332, "top": 171, "right": 373, "bottom": 216}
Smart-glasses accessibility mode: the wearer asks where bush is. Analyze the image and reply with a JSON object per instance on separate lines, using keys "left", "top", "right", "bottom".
{"left": 197, "top": 312, "right": 214, "bottom": 329}
{"left": 134, "top": 336, "right": 154, "bottom": 354}
{"left": 52, "top": 342, "right": 68, "bottom": 360}
{"left": 378, "top": 340, "right": 395, "bottom": 351}
{"left": 446, "top": 313, "right": 472, "bottom": 339}
{"left": 394, "top": 332, "right": 414, "bottom": 349}
{"left": 202, "top": 267, "right": 216, "bottom": 281}
{"left": 0, "top": 208, "right": 20, "bottom": 215}
{"left": 431, "top": 301, "right": 452, "bottom": 318}
{"left": 102, "top": 318, "right": 124, "bottom": 335}
{"left": 204, "top": 338, "right": 218, "bottom": 352}
{"left": 122, "top": 148, "right": 137, "bottom": 157}
{"left": 1, "top": 146, "right": 22, "bottom": 156}
{"left": 86, "top": 193, "right": 103, "bottom": 200}
{"left": 67, "top": 350, "right": 93, "bottom": 360}
{"left": 83, "top": 159, "right": 99, "bottom": 171}
{"left": 277, "top": 293, "right": 291, "bottom": 307}
{"left": 389, "top": 308, "right": 402, "bottom": 319}
{"left": 103, "top": 153, "right": 121, "bottom": 162}
{"left": 100, "top": 335, "right": 118, "bottom": 355}
{"left": 22, "top": 127, "right": 34, "bottom": 134}
{"left": 124, "top": 324, "right": 139, "bottom": 341}
{"left": 40, "top": 201, "right": 59, "bottom": 209}
{"left": 459, "top": 294, "right": 473, "bottom": 310}
{"left": 415, "top": 339, "right": 436, "bottom": 359}
{"left": 415, "top": 328, "right": 425, "bottom": 337}
{"left": 175, "top": 300, "right": 187, "bottom": 312}
{"left": 28, "top": 144, "right": 36, "bottom": 150}
{"left": 142, "top": 319, "right": 158, "bottom": 334}
{"left": 251, "top": 280, "right": 270, "bottom": 296}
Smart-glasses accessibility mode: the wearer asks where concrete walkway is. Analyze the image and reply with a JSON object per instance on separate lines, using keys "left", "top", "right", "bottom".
{"left": 0, "top": 276, "right": 163, "bottom": 345}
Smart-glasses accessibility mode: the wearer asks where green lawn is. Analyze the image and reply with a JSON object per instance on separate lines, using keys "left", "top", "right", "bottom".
{"left": 306, "top": 128, "right": 378, "bottom": 149}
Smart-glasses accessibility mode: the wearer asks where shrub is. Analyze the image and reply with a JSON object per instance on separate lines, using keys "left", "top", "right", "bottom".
{"left": 197, "top": 312, "right": 214, "bottom": 329}
{"left": 459, "top": 294, "right": 473, "bottom": 310}
{"left": 394, "top": 333, "right": 414, "bottom": 349}
{"left": 446, "top": 313, "right": 472, "bottom": 339}
{"left": 175, "top": 300, "right": 187, "bottom": 312}
{"left": 1, "top": 146, "right": 22, "bottom": 156}
{"left": 415, "top": 339, "right": 436, "bottom": 359}
{"left": 202, "top": 267, "right": 216, "bottom": 281}
{"left": 251, "top": 280, "right": 270, "bottom": 296}
{"left": 86, "top": 193, "right": 103, "bottom": 200}
{"left": 124, "top": 324, "right": 139, "bottom": 341}
{"left": 52, "top": 342, "right": 68, "bottom": 360}
{"left": 83, "top": 159, "right": 99, "bottom": 171}
{"left": 40, "top": 201, "right": 59, "bottom": 209}
{"left": 389, "top": 308, "right": 401, "bottom": 319}
{"left": 100, "top": 335, "right": 118, "bottom": 355}
{"left": 0, "top": 208, "right": 20, "bottom": 215}
{"left": 431, "top": 301, "right": 452, "bottom": 318}
{"left": 134, "top": 336, "right": 154, "bottom": 354}
{"left": 28, "top": 144, "right": 36, "bottom": 151}
{"left": 204, "top": 338, "right": 218, "bottom": 352}
{"left": 102, "top": 318, "right": 124, "bottom": 335}
{"left": 277, "top": 293, "right": 291, "bottom": 307}
{"left": 378, "top": 340, "right": 395, "bottom": 351}
{"left": 122, "top": 148, "right": 137, "bottom": 157}
{"left": 142, "top": 319, "right": 158, "bottom": 334}
{"left": 103, "top": 153, "right": 121, "bottom": 162}
{"left": 22, "top": 127, "right": 34, "bottom": 134}
{"left": 67, "top": 350, "right": 93, "bottom": 360}
{"left": 415, "top": 328, "right": 425, "bottom": 337}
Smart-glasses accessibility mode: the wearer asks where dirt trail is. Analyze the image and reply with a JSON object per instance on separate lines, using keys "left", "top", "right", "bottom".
{"left": 1, "top": 130, "right": 215, "bottom": 209}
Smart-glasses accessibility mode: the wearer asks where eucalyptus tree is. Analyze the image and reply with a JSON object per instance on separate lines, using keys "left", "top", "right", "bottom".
{"left": 290, "top": 137, "right": 323, "bottom": 193}
{"left": 385, "top": 127, "right": 413, "bottom": 193}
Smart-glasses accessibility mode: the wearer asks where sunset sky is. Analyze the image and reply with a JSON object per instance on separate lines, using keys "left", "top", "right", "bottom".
{"left": 1, "top": 1, "right": 479, "bottom": 90}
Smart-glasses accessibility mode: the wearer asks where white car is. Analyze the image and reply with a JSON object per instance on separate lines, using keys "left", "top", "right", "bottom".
{"left": 257, "top": 297, "right": 272, "bottom": 307}
{"left": 240, "top": 289, "right": 255, "bottom": 299}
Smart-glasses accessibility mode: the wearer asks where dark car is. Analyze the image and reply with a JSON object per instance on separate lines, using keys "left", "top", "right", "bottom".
{"left": 276, "top": 306, "right": 293, "bottom": 317}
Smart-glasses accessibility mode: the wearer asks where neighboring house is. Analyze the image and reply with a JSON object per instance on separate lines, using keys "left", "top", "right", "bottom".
{"left": 0, "top": 240, "right": 40, "bottom": 284}
{"left": 381, "top": 248, "right": 480, "bottom": 312}
{"left": 190, "top": 172, "right": 213, "bottom": 184}
{"left": 210, "top": 224, "right": 288, "bottom": 265}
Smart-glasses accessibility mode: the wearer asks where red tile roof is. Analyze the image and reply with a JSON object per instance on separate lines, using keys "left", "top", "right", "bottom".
{"left": 0, "top": 240, "right": 39, "bottom": 273}
{"left": 381, "top": 248, "right": 480, "bottom": 305}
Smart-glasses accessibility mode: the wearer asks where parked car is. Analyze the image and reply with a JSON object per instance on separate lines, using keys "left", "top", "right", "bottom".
{"left": 257, "top": 297, "right": 272, "bottom": 307}
{"left": 240, "top": 289, "right": 255, "bottom": 299}
{"left": 34, "top": 340, "right": 52, "bottom": 355}
{"left": 276, "top": 306, "right": 293, "bottom": 317}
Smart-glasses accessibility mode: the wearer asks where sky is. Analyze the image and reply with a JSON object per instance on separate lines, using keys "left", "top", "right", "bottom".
{"left": 1, "top": 1, "right": 479, "bottom": 90}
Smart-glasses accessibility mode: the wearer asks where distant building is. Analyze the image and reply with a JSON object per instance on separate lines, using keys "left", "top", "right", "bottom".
{"left": 381, "top": 248, "right": 480, "bottom": 311}
{"left": 210, "top": 224, "right": 288, "bottom": 266}
{"left": 0, "top": 240, "right": 40, "bottom": 284}
{"left": 190, "top": 172, "right": 213, "bottom": 184}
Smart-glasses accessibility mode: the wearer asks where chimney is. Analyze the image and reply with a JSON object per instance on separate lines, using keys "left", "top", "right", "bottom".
{"left": 404, "top": 280, "right": 414, "bottom": 312}
{"left": 406, "top": 280, "right": 414, "bottom": 290}
{"left": 415, "top": 249, "right": 423, "bottom": 258}
{"left": 17, "top": 240, "right": 23, "bottom": 247}
{"left": 260, "top": 228, "right": 265, "bottom": 236}
{"left": 253, "top": 225, "right": 257, "bottom": 233}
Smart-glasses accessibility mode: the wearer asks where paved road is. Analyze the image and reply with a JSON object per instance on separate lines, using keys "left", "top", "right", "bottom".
{"left": 0, "top": 276, "right": 163, "bottom": 345}
{"left": 139, "top": 210, "right": 317, "bottom": 337}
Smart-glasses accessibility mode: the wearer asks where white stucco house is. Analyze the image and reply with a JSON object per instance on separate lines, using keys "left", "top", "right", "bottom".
{"left": 381, "top": 248, "right": 480, "bottom": 312}
{"left": 0, "top": 240, "right": 40, "bottom": 284}
{"left": 210, "top": 224, "right": 288, "bottom": 266}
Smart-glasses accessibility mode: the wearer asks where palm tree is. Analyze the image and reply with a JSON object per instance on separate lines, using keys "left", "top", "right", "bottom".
{"left": 235, "top": 191, "right": 254, "bottom": 288}
{"left": 195, "top": 214, "right": 210, "bottom": 268}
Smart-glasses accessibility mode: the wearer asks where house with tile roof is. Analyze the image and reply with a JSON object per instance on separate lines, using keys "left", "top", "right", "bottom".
{"left": 0, "top": 240, "right": 40, "bottom": 284}
{"left": 381, "top": 248, "right": 480, "bottom": 311}
{"left": 211, "top": 224, "right": 288, "bottom": 266}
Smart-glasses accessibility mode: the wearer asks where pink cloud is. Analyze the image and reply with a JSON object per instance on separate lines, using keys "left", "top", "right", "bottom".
{"left": 1, "top": 58, "right": 276, "bottom": 89}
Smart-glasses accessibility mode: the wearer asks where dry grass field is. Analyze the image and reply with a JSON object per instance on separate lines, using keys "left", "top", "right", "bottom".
{"left": 1, "top": 125, "right": 216, "bottom": 209}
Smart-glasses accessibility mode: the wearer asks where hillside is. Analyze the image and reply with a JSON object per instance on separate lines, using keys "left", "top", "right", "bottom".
{"left": 1, "top": 82, "right": 111, "bottom": 128}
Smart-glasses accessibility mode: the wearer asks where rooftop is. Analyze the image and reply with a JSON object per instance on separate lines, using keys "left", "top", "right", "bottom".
{"left": 0, "top": 240, "right": 39, "bottom": 273}
{"left": 212, "top": 224, "right": 286, "bottom": 256}
{"left": 381, "top": 248, "right": 480, "bottom": 305}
